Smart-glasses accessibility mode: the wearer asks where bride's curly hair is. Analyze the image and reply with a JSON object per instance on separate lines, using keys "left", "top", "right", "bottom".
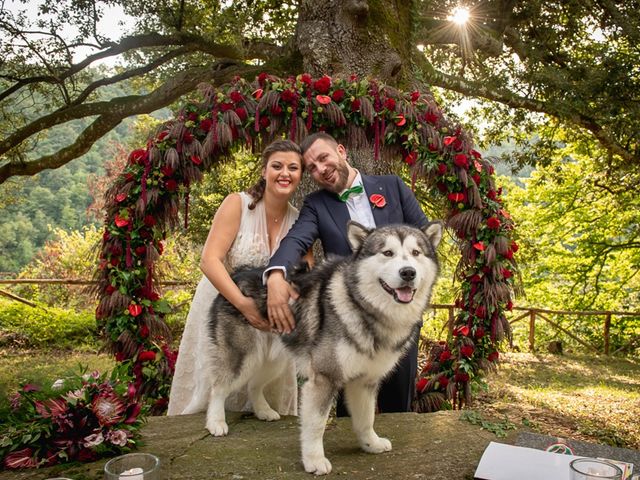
{"left": 246, "top": 139, "right": 303, "bottom": 210}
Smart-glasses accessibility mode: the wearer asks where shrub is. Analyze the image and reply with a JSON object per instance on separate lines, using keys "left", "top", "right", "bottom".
{"left": 0, "top": 299, "right": 98, "bottom": 350}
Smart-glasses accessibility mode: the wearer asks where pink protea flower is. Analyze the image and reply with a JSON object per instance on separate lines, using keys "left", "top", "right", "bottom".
{"left": 83, "top": 431, "right": 105, "bottom": 448}
{"left": 3, "top": 447, "right": 38, "bottom": 469}
{"left": 92, "top": 393, "right": 125, "bottom": 427}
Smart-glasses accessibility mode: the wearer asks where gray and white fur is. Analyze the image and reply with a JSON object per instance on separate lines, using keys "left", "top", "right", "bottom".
{"left": 196, "top": 221, "right": 442, "bottom": 475}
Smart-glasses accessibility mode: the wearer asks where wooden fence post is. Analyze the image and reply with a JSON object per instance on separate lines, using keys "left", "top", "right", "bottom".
{"left": 604, "top": 313, "right": 612, "bottom": 355}
{"left": 448, "top": 306, "right": 454, "bottom": 337}
{"left": 529, "top": 310, "right": 536, "bottom": 352}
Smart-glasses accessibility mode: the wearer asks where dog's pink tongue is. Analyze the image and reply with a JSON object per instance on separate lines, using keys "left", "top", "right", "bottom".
{"left": 395, "top": 287, "right": 414, "bottom": 302}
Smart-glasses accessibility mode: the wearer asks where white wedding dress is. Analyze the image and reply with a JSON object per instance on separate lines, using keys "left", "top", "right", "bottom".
{"left": 167, "top": 192, "right": 299, "bottom": 416}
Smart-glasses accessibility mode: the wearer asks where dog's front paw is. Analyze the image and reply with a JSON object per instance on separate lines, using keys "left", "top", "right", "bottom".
{"left": 206, "top": 420, "right": 229, "bottom": 437}
{"left": 361, "top": 436, "right": 392, "bottom": 454}
{"left": 303, "top": 455, "right": 332, "bottom": 475}
{"left": 254, "top": 407, "right": 280, "bottom": 422}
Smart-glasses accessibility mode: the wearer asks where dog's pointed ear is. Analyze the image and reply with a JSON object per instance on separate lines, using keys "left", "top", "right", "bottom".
{"left": 347, "top": 221, "right": 371, "bottom": 250}
{"left": 422, "top": 221, "right": 443, "bottom": 248}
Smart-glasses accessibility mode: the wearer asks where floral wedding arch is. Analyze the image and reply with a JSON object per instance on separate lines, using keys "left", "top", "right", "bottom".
{"left": 94, "top": 73, "right": 518, "bottom": 413}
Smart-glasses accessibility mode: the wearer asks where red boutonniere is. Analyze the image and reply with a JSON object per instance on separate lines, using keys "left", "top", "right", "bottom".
{"left": 370, "top": 193, "right": 386, "bottom": 208}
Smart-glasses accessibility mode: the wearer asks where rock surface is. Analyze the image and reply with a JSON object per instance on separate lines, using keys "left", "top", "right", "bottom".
{"left": 0, "top": 410, "right": 511, "bottom": 479}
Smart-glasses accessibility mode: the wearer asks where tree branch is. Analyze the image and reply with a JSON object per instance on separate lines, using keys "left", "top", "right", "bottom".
{"left": 0, "top": 63, "right": 259, "bottom": 183}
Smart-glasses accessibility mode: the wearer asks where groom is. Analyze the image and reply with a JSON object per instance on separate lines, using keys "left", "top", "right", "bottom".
{"left": 265, "top": 132, "right": 430, "bottom": 415}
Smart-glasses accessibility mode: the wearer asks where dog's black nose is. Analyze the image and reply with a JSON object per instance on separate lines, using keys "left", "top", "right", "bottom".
{"left": 399, "top": 267, "right": 416, "bottom": 281}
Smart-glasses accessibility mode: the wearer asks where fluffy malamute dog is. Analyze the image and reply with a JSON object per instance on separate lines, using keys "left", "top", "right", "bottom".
{"left": 203, "top": 221, "right": 441, "bottom": 475}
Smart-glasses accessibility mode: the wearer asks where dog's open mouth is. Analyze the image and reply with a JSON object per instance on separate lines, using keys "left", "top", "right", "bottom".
{"left": 379, "top": 280, "right": 415, "bottom": 304}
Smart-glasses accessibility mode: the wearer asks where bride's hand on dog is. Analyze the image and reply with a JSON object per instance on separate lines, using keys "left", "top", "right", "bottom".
{"left": 266, "top": 271, "right": 298, "bottom": 334}
{"left": 238, "top": 297, "right": 271, "bottom": 332}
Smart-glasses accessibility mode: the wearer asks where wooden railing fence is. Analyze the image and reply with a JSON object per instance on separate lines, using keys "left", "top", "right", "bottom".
{"left": 2, "top": 280, "right": 639, "bottom": 355}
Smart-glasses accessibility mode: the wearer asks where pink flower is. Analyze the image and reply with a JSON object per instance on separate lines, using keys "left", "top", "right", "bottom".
{"left": 369, "top": 194, "right": 386, "bottom": 208}
{"left": 395, "top": 114, "right": 406, "bottom": 126}
{"left": 83, "top": 431, "right": 105, "bottom": 448}
{"left": 107, "top": 429, "right": 130, "bottom": 447}
{"left": 92, "top": 393, "right": 125, "bottom": 427}
{"left": 115, "top": 193, "right": 127, "bottom": 203}
{"left": 3, "top": 447, "right": 38, "bottom": 469}
{"left": 443, "top": 136, "right": 456, "bottom": 146}
{"left": 316, "top": 94, "right": 331, "bottom": 105}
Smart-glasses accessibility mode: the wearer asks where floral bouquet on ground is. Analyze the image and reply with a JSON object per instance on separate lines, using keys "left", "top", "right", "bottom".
{"left": 0, "top": 364, "right": 147, "bottom": 469}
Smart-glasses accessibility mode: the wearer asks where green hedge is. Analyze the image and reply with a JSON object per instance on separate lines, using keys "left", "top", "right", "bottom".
{"left": 0, "top": 299, "right": 98, "bottom": 349}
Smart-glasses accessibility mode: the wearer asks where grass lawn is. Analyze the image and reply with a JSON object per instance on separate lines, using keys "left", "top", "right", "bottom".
{"left": 475, "top": 352, "right": 640, "bottom": 450}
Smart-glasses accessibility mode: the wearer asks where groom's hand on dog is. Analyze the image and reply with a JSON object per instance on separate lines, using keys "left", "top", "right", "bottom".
{"left": 266, "top": 270, "right": 299, "bottom": 334}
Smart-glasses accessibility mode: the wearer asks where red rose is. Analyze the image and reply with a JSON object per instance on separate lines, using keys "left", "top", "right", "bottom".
{"left": 369, "top": 193, "right": 386, "bottom": 208}
{"left": 182, "top": 131, "right": 193, "bottom": 143}
{"left": 404, "top": 151, "right": 417, "bottom": 166}
{"left": 259, "top": 116, "right": 270, "bottom": 128}
{"left": 437, "top": 163, "right": 447, "bottom": 175}
{"left": 395, "top": 114, "right": 406, "bottom": 126}
{"left": 115, "top": 193, "right": 127, "bottom": 203}
{"left": 115, "top": 351, "right": 126, "bottom": 362}
{"left": 129, "top": 149, "right": 147, "bottom": 165}
{"left": 300, "top": 73, "right": 313, "bottom": 86}
{"left": 487, "top": 216, "right": 501, "bottom": 230}
{"left": 257, "top": 72, "right": 269, "bottom": 86}
{"left": 443, "top": 136, "right": 456, "bottom": 146}
{"left": 470, "top": 274, "right": 482, "bottom": 283}
{"left": 474, "top": 327, "right": 486, "bottom": 339}
{"left": 190, "top": 155, "right": 202, "bottom": 165}
{"left": 511, "top": 241, "right": 519, "bottom": 252}
{"left": 425, "top": 112, "right": 439, "bottom": 125}
{"left": 453, "top": 153, "right": 469, "bottom": 169}
{"left": 105, "top": 285, "right": 116, "bottom": 295}
{"left": 252, "top": 88, "right": 264, "bottom": 99}
{"left": 143, "top": 215, "right": 156, "bottom": 227}
{"left": 281, "top": 89, "right": 296, "bottom": 103}
{"left": 384, "top": 98, "right": 396, "bottom": 110}
{"left": 454, "top": 372, "right": 470, "bottom": 382}
{"left": 475, "top": 306, "right": 486, "bottom": 318}
{"left": 410, "top": 91, "right": 421, "bottom": 102}
{"left": 313, "top": 75, "right": 332, "bottom": 94}
{"left": 416, "top": 377, "right": 428, "bottom": 393}
{"left": 504, "top": 249, "right": 514, "bottom": 260}
{"left": 502, "top": 268, "right": 513, "bottom": 279}
{"left": 316, "top": 94, "right": 331, "bottom": 105}
{"left": 472, "top": 173, "right": 481, "bottom": 184}
{"left": 128, "top": 304, "right": 143, "bottom": 317}
{"left": 234, "top": 107, "right": 248, "bottom": 121}
{"left": 487, "top": 351, "right": 500, "bottom": 362}
{"left": 220, "top": 102, "right": 234, "bottom": 112}
{"left": 165, "top": 179, "right": 178, "bottom": 192}
{"left": 135, "top": 245, "right": 146, "bottom": 256}
{"left": 487, "top": 189, "right": 497, "bottom": 200}
{"left": 439, "top": 376, "right": 449, "bottom": 388}
{"left": 230, "top": 90, "right": 243, "bottom": 103}
{"left": 199, "top": 118, "right": 213, "bottom": 132}
{"left": 139, "top": 324, "right": 149, "bottom": 338}
{"left": 160, "top": 165, "right": 174, "bottom": 177}
{"left": 351, "top": 99, "right": 361, "bottom": 112}
{"left": 110, "top": 257, "right": 120, "bottom": 267}
{"left": 187, "top": 112, "right": 198, "bottom": 122}
{"left": 114, "top": 214, "right": 129, "bottom": 228}
{"left": 460, "top": 345, "right": 474, "bottom": 358}
{"left": 439, "top": 350, "right": 452, "bottom": 362}
{"left": 270, "top": 104, "right": 283, "bottom": 115}
{"left": 331, "top": 89, "right": 345, "bottom": 102}
{"left": 138, "top": 350, "right": 156, "bottom": 362}
{"left": 429, "top": 142, "right": 439, "bottom": 152}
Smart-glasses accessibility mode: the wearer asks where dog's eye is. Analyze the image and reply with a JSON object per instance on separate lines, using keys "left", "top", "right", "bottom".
{"left": 412, "top": 249, "right": 420, "bottom": 256}
{"left": 382, "top": 250, "right": 393, "bottom": 257}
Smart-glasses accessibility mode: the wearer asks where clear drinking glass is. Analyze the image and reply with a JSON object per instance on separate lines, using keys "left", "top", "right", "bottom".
{"left": 569, "top": 458, "right": 623, "bottom": 480}
{"left": 104, "top": 453, "right": 161, "bottom": 480}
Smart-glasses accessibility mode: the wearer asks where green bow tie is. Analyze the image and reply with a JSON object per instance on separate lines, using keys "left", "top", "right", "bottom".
{"left": 338, "top": 184, "right": 364, "bottom": 202}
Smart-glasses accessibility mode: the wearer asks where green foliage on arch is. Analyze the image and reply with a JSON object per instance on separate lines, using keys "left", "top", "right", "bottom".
{"left": 95, "top": 73, "right": 518, "bottom": 412}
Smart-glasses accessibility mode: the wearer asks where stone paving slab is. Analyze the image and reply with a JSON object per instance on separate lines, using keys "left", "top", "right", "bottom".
{"left": 0, "top": 411, "right": 512, "bottom": 480}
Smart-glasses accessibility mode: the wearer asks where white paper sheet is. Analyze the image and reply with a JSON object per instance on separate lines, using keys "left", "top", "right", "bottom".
{"left": 474, "top": 442, "right": 576, "bottom": 480}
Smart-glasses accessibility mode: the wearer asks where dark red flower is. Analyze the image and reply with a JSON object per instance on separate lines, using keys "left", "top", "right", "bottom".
{"left": 470, "top": 149, "right": 482, "bottom": 159}
{"left": 280, "top": 89, "right": 296, "bottom": 103}
{"left": 416, "top": 377, "right": 428, "bottom": 393}
{"left": 138, "top": 350, "right": 156, "bottom": 362}
{"left": 235, "top": 107, "right": 248, "bottom": 121}
{"left": 460, "top": 345, "right": 474, "bottom": 358}
{"left": 3, "top": 447, "right": 37, "bottom": 469}
{"left": 190, "top": 155, "right": 202, "bottom": 165}
{"left": 475, "top": 306, "right": 486, "bottom": 318}
{"left": 487, "top": 351, "right": 500, "bottom": 362}
{"left": 157, "top": 241, "right": 164, "bottom": 255}
{"left": 156, "top": 131, "right": 169, "bottom": 142}
{"left": 447, "top": 192, "right": 465, "bottom": 203}
{"left": 453, "top": 153, "right": 469, "bottom": 169}
{"left": 300, "top": 73, "right": 313, "bottom": 86}
{"left": 351, "top": 99, "right": 361, "bottom": 112}
{"left": 455, "top": 325, "right": 470, "bottom": 337}
{"left": 115, "top": 193, "right": 127, "bottom": 203}
{"left": 105, "top": 285, "right": 117, "bottom": 295}
{"left": 384, "top": 98, "right": 396, "bottom": 110}
{"left": 425, "top": 112, "right": 439, "bottom": 125}
{"left": 472, "top": 173, "right": 481, "bottom": 185}
{"left": 129, "top": 149, "right": 147, "bottom": 165}
{"left": 182, "top": 131, "right": 193, "bottom": 143}
{"left": 165, "top": 179, "right": 178, "bottom": 192}
{"left": 410, "top": 91, "right": 421, "bottom": 102}
{"left": 502, "top": 268, "right": 513, "bottom": 279}
{"left": 487, "top": 216, "right": 501, "bottom": 230}
{"left": 437, "top": 163, "right": 447, "bottom": 175}
{"left": 439, "top": 350, "right": 452, "bottom": 362}
{"left": 511, "top": 241, "right": 519, "bottom": 252}
{"left": 257, "top": 72, "right": 269, "bottom": 86}
{"left": 230, "top": 90, "right": 243, "bottom": 103}
{"left": 134, "top": 246, "right": 146, "bottom": 256}
{"left": 474, "top": 327, "right": 486, "bottom": 339}
{"left": 369, "top": 194, "right": 386, "bottom": 208}
{"left": 270, "top": 104, "right": 283, "bottom": 115}
{"left": 252, "top": 88, "right": 264, "bottom": 99}
{"left": 331, "top": 89, "right": 345, "bottom": 102}
{"left": 128, "top": 304, "right": 143, "bottom": 317}
{"left": 220, "top": 102, "right": 234, "bottom": 112}
{"left": 139, "top": 324, "right": 149, "bottom": 338}
{"left": 473, "top": 241, "right": 485, "bottom": 251}
{"left": 504, "top": 250, "right": 514, "bottom": 260}
{"left": 259, "top": 116, "right": 270, "bottom": 128}
{"left": 404, "top": 151, "right": 417, "bottom": 166}
{"left": 313, "top": 75, "right": 332, "bottom": 94}
{"left": 506, "top": 300, "right": 514, "bottom": 311}
{"left": 160, "top": 165, "right": 174, "bottom": 177}
{"left": 487, "top": 189, "right": 498, "bottom": 200}
{"left": 114, "top": 214, "right": 129, "bottom": 228}
{"left": 187, "top": 112, "right": 198, "bottom": 122}
{"left": 438, "top": 376, "right": 449, "bottom": 388}
{"left": 443, "top": 136, "right": 456, "bottom": 146}
{"left": 143, "top": 215, "right": 156, "bottom": 227}
{"left": 199, "top": 118, "right": 213, "bottom": 132}
{"left": 124, "top": 402, "right": 142, "bottom": 424}
{"left": 454, "top": 372, "right": 470, "bottom": 382}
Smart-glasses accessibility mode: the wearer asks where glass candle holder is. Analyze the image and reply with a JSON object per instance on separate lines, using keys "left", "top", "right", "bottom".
{"left": 569, "top": 458, "right": 623, "bottom": 480}
{"left": 104, "top": 453, "right": 160, "bottom": 480}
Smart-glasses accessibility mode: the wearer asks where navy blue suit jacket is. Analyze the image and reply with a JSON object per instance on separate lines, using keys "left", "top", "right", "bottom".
{"left": 268, "top": 174, "right": 428, "bottom": 269}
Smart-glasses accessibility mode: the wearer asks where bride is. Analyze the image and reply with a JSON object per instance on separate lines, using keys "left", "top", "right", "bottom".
{"left": 167, "top": 139, "right": 308, "bottom": 416}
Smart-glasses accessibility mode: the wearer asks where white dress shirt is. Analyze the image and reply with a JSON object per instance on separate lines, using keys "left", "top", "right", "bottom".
{"left": 340, "top": 171, "right": 376, "bottom": 229}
